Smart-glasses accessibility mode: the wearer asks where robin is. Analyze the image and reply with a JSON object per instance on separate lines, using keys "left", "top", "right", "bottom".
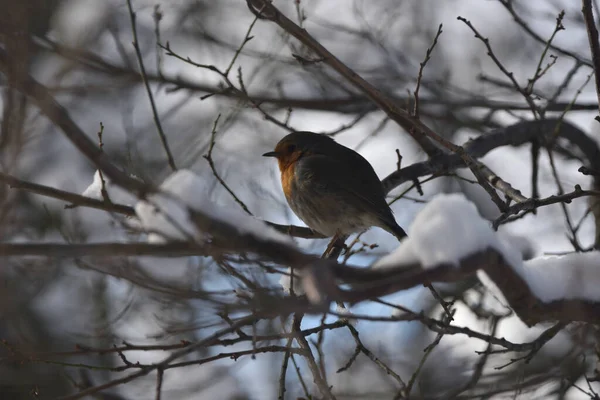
{"left": 263, "top": 131, "right": 407, "bottom": 241}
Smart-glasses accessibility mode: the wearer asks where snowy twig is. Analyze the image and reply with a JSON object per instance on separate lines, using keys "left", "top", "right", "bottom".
{"left": 8, "top": 240, "right": 597, "bottom": 328}
{"left": 0, "top": 171, "right": 135, "bottom": 215}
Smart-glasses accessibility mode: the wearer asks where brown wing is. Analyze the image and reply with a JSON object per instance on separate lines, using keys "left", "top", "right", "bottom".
{"left": 294, "top": 153, "right": 396, "bottom": 226}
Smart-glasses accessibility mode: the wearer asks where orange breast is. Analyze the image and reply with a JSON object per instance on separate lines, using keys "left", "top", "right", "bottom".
{"left": 280, "top": 161, "right": 296, "bottom": 202}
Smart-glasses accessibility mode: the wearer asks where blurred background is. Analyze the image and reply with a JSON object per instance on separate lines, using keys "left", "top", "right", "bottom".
{"left": 0, "top": 0, "right": 598, "bottom": 398}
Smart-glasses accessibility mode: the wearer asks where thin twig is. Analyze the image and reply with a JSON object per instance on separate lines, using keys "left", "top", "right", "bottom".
{"left": 155, "top": 368, "right": 164, "bottom": 400}
{"left": 126, "top": 0, "right": 177, "bottom": 171}
{"left": 498, "top": 0, "right": 592, "bottom": 67}
{"left": 457, "top": 16, "right": 538, "bottom": 114}
{"left": 444, "top": 317, "right": 499, "bottom": 398}
{"left": 491, "top": 322, "right": 568, "bottom": 370}
{"left": 224, "top": 15, "right": 260, "bottom": 76}
{"left": 203, "top": 114, "right": 253, "bottom": 215}
{"left": 493, "top": 185, "right": 600, "bottom": 228}
{"left": 413, "top": 24, "right": 443, "bottom": 118}
{"left": 403, "top": 330, "right": 445, "bottom": 398}
{"left": 526, "top": 11, "right": 564, "bottom": 96}
{"left": 339, "top": 323, "right": 406, "bottom": 390}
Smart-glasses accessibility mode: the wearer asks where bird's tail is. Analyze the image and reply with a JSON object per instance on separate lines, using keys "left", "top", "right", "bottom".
{"left": 383, "top": 220, "right": 407, "bottom": 242}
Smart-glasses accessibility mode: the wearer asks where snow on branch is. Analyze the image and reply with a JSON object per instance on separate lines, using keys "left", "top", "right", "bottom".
{"left": 298, "top": 194, "right": 600, "bottom": 326}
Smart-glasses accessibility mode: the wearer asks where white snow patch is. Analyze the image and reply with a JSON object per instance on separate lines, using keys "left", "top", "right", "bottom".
{"left": 514, "top": 252, "right": 600, "bottom": 303}
{"left": 375, "top": 194, "right": 509, "bottom": 269}
{"left": 82, "top": 170, "right": 108, "bottom": 199}
{"left": 135, "top": 169, "right": 294, "bottom": 245}
{"left": 82, "top": 170, "right": 136, "bottom": 205}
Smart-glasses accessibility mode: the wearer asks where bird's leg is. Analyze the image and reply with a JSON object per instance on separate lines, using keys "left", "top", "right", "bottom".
{"left": 322, "top": 231, "right": 348, "bottom": 259}
{"left": 321, "top": 231, "right": 352, "bottom": 321}
{"left": 322, "top": 233, "right": 339, "bottom": 258}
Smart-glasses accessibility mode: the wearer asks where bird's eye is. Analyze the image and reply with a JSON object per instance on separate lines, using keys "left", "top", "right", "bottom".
{"left": 287, "top": 144, "right": 297, "bottom": 153}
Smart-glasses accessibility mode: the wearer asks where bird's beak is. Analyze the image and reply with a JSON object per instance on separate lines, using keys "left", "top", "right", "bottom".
{"left": 262, "top": 151, "right": 279, "bottom": 158}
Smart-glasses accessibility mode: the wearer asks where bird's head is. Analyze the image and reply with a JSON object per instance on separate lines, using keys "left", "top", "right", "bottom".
{"left": 262, "top": 131, "right": 335, "bottom": 171}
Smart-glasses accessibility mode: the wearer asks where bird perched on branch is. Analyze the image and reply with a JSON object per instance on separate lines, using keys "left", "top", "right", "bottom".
{"left": 263, "top": 131, "right": 407, "bottom": 241}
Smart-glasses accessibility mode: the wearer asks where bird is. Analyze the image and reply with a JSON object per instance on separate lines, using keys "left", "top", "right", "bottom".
{"left": 263, "top": 131, "right": 407, "bottom": 241}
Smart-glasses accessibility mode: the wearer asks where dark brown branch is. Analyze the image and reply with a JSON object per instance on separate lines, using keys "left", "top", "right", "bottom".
{"left": 492, "top": 322, "right": 567, "bottom": 370}
{"left": 382, "top": 119, "right": 600, "bottom": 194}
{"left": 443, "top": 317, "right": 499, "bottom": 398}
{"left": 161, "top": 345, "right": 303, "bottom": 370}
{"left": 582, "top": 0, "right": 600, "bottom": 120}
